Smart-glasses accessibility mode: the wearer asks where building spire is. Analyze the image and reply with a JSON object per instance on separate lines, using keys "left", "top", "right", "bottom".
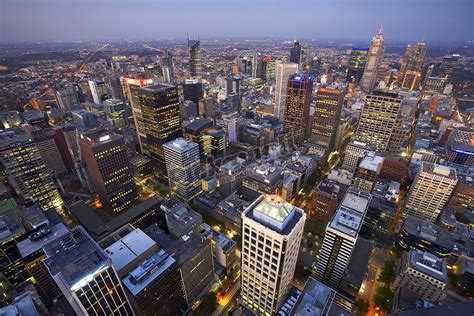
{"left": 378, "top": 23, "right": 384, "bottom": 36}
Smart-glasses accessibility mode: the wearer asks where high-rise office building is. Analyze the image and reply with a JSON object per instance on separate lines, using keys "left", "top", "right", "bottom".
{"left": 72, "top": 109, "right": 100, "bottom": 130}
{"left": 0, "top": 130, "right": 63, "bottom": 211}
{"left": 355, "top": 91, "right": 402, "bottom": 152}
{"left": 183, "top": 79, "right": 203, "bottom": 103}
{"left": 262, "top": 57, "right": 276, "bottom": 80}
{"left": 55, "top": 85, "right": 81, "bottom": 111}
{"left": 400, "top": 42, "right": 427, "bottom": 77}
{"left": 347, "top": 48, "right": 368, "bottom": 83}
{"left": 188, "top": 37, "right": 202, "bottom": 79}
{"left": 132, "top": 84, "right": 182, "bottom": 169}
{"left": 29, "top": 127, "right": 68, "bottom": 176}
{"left": 103, "top": 99, "right": 126, "bottom": 129}
{"left": 79, "top": 130, "right": 139, "bottom": 214}
{"left": 104, "top": 227, "right": 188, "bottom": 315}
{"left": 290, "top": 40, "right": 302, "bottom": 64}
{"left": 404, "top": 163, "right": 457, "bottom": 223}
{"left": 125, "top": 77, "right": 157, "bottom": 152}
{"left": 274, "top": 62, "right": 299, "bottom": 120}
{"left": 311, "top": 87, "right": 346, "bottom": 152}
{"left": 315, "top": 188, "right": 371, "bottom": 289}
{"left": 360, "top": 27, "right": 384, "bottom": 91}
{"left": 283, "top": 74, "right": 314, "bottom": 144}
{"left": 105, "top": 76, "right": 125, "bottom": 100}
{"left": 88, "top": 79, "right": 108, "bottom": 104}
{"left": 163, "top": 138, "right": 202, "bottom": 201}
{"left": 161, "top": 50, "right": 174, "bottom": 83}
{"left": 226, "top": 76, "right": 241, "bottom": 97}
{"left": 44, "top": 227, "right": 134, "bottom": 315}
{"left": 241, "top": 195, "right": 306, "bottom": 315}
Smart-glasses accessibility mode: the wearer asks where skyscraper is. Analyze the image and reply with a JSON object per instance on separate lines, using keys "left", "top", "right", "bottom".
{"left": 88, "top": 79, "right": 108, "bottom": 104}
{"left": 55, "top": 85, "right": 81, "bottom": 111}
{"left": 132, "top": 84, "right": 182, "bottom": 170}
{"left": 290, "top": 40, "right": 302, "bottom": 64}
{"left": 241, "top": 195, "right": 306, "bottom": 315}
{"left": 355, "top": 91, "right": 402, "bottom": 152}
{"left": 346, "top": 48, "right": 368, "bottom": 83}
{"left": 315, "top": 188, "right": 371, "bottom": 289}
{"left": 79, "top": 130, "right": 139, "bottom": 214}
{"left": 163, "top": 138, "right": 202, "bottom": 201}
{"left": 125, "top": 76, "right": 160, "bottom": 153}
{"left": 0, "top": 130, "right": 63, "bottom": 211}
{"left": 311, "top": 86, "right": 346, "bottom": 152}
{"left": 161, "top": 50, "right": 174, "bottom": 83}
{"left": 188, "top": 37, "right": 202, "bottom": 79}
{"left": 400, "top": 42, "right": 427, "bottom": 91}
{"left": 360, "top": 27, "right": 384, "bottom": 91}
{"left": 404, "top": 163, "right": 457, "bottom": 223}
{"left": 283, "top": 74, "right": 314, "bottom": 143}
{"left": 274, "top": 62, "right": 299, "bottom": 120}
{"left": 103, "top": 99, "right": 126, "bottom": 129}
{"left": 44, "top": 227, "right": 134, "bottom": 315}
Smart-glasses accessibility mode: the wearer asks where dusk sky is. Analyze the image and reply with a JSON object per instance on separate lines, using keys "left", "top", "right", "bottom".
{"left": 1, "top": 0, "right": 472, "bottom": 43}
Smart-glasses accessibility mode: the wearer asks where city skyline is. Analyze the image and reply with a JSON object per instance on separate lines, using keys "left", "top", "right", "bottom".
{"left": 1, "top": 0, "right": 472, "bottom": 43}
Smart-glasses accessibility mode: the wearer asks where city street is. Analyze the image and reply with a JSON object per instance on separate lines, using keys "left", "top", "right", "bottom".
{"left": 213, "top": 280, "right": 241, "bottom": 316}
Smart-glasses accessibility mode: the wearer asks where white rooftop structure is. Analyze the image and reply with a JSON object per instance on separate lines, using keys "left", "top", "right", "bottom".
{"left": 253, "top": 195, "right": 296, "bottom": 232}
{"left": 105, "top": 228, "right": 157, "bottom": 273}
{"left": 163, "top": 137, "right": 197, "bottom": 153}
{"left": 17, "top": 223, "right": 69, "bottom": 258}
{"left": 329, "top": 188, "right": 371, "bottom": 238}
{"left": 359, "top": 153, "right": 384, "bottom": 173}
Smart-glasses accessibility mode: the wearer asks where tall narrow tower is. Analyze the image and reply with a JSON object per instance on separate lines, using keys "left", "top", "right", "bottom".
{"left": 240, "top": 195, "right": 306, "bottom": 315}
{"left": 360, "top": 26, "right": 384, "bottom": 91}
{"left": 188, "top": 35, "right": 202, "bottom": 79}
{"left": 283, "top": 74, "right": 314, "bottom": 144}
{"left": 274, "top": 61, "right": 299, "bottom": 120}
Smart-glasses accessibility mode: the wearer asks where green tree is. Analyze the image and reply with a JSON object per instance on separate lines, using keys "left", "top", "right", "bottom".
{"left": 377, "top": 260, "right": 396, "bottom": 285}
{"left": 374, "top": 286, "right": 394, "bottom": 312}
{"left": 195, "top": 292, "right": 218, "bottom": 316}
{"left": 354, "top": 299, "right": 370, "bottom": 316}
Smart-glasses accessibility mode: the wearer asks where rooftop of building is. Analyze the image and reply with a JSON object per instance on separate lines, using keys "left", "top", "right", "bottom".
{"left": 317, "top": 179, "right": 340, "bottom": 196}
{"left": 0, "top": 293, "right": 40, "bottom": 316}
{"left": 359, "top": 153, "right": 384, "bottom": 173}
{"left": 408, "top": 250, "right": 448, "bottom": 282}
{"left": 68, "top": 196, "right": 162, "bottom": 241}
{"left": 291, "top": 277, "right": 335, "bottom": 316}
{"left": 17, "top": 222, "right": 69, "bottom": 258}
{"left": 185, "top": 118, "right": 213, "bottom": 133}
{"left": 122, "top": 249, "right": 176, "bottom": 296}
{"left": 244, "top": 195, "right": 304, "bottom": 235}
{"left": 421, "top": 162, "right": 457, "bottom": 179}
{"left": 161, "top": 197, "right": 202, "bottom": 236}
{"left": 43, "top": 227, "right": 108, "bottom": 288}
{"left": 398, "top": 301, "right": 474, "bottom": 316}
{"left": 329, "top": 188, "right": 371, "bottom": 237}
{"left": 164, "top": 230, "right": 211, "bottom": 265}
{"left": 0, "top": 209, "right": 25, "bottom": 244}
{"left": 403, "top": 217, "right": 454, "bottom": 249}
{"left": 163, "top": 137, "right": 198, "bottom": 152}
{"left": 104, "top": 228, "right": 157, "bottom": 273}
{"left": 245, "top": 163, "right": 283, "bottom": 185}
{"left": 138, "top": 83, "right": 175, "bottom": 92}
{"left": 79, "top": 129, "right": 121, "bottom": 146}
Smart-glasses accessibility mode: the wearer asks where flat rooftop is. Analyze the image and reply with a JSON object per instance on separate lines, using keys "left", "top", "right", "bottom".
{"left": 44, "top": 227, "right": 108, "bottom": 288}
{"left": 359, "top": 154, "right": 384, "bottom": 173}
{"left": 122, "top": 249, "right": 176, "bottom": 296}
{"left": 409, "top": 250, "right": 447, "bottom": 282}
{"left": 329, "top": 188, "right": 371, "bottom": 237}
{"left": 422, "top": 162, "right": 457, "bottom": 179}
{"left": 403, "top": 217, "right": 454, "bottom": 249}
{"left": 80, "top": 130, "right": 121, "bottom": 146}
{"left": 105, "top": 228, "right": 157, "bottom": 273}
{"left": 291, "top": 277, "right": 335, "bottom": 316}
{"left": 163, "top": 137, "right": 198, "bottom": 153}
{"left": 17, "top": 223, "right": 69, "bottom": 258}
